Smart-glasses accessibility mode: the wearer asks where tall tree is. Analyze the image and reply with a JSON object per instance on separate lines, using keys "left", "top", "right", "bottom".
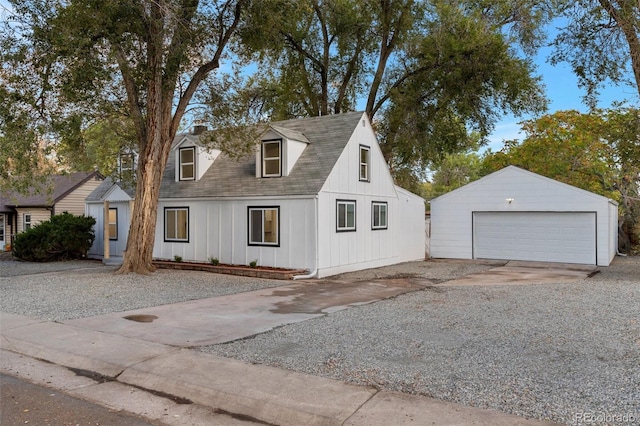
{"left": 379, "top": 1, "right": 547, "bottom": 172}
{"left": 1, "top": 0, "right": 246, "bottom": 274}
{"left": 232, "top": 0, "right": 549, "bottom": 178}
{"left": 551, "top": 0, "right": 640, "bottom": 106}
{"left": 427, "top": 151, "right": 483, "bottom": 200}
{"left": 237, "top": 0, "right": 382, "bottom": 118}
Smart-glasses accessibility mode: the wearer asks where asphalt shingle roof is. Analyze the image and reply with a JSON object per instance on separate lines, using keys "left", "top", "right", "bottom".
{"left": 85, "top": 178, "right": 136, "bottom": 202}
{"left": 159, "top": 111, "right": 364, "bottom": 199}
{"left": 1, "top": 172, "right": 101, "bottom": 209}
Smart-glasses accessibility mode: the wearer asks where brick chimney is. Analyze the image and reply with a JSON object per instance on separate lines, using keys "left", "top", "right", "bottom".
{"left": 192, "top": 125, "right": 208, "bottom": 135}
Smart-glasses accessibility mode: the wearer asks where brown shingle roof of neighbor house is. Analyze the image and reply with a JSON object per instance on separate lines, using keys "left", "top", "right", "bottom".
{"left": 159, "top": 111, "right": 365, "bottom": 199}
{"left": 0, "top": 171, "right": 102, "bottom": 208}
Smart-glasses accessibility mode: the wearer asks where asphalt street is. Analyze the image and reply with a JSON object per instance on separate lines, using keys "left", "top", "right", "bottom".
{"left": 0, "top": 373, "right": 158, "bottom": 426}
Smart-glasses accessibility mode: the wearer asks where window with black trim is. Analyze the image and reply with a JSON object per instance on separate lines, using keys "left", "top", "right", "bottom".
{"left": 248, "top": 207, "right": 279, "bottom": 246}
{"left": 336, "top": 200, "right": 356, "bottom": 232}
{"left": 262, "top": 139, "right": 282, "bottom": 177}
{"left": 372, "top": 201, "right": 388, "bottom": 230}
{"left": 179, "top": 147, "right": 196, "bottom": 181}
{"left": 359, "top": 145, "right": 370, "bottom": 181}
{"left": 108, "top": 208, "right": 118, "bottom": 240}
{"left": 164, "top": 207, "right": 189, "bottom": 242}
{"left": 24, "top": 214, "right": 32, "bottom": 231}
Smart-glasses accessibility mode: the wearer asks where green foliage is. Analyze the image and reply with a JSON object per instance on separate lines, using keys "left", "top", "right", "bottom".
{"left": 209, "top": 256, "right": 220, "bottom": 266}
{"left": 56, "top": 116, "right": 138, "bottom": 179}
{"left": 173, "top": 255, "right": 183, "bottom": 263}
{"left": 13, "top": 213, "right": 96, "bottom": 262}
{"left": 236, "top": 0, "right": 378, "bottom": 118}
{"left": 230, "top": 0, "right": 549, "bottom": 183}
{"left": 482, "top": 110, "right": 620, "bottom": 198}
{"left": 2, "top": 0, "right": 247, "bottom": 273}
{"left": 0, "top": 82, "right": 55, "bottom": 194}
{"left": 249, "top": 259, "right": 258, "bottom": 268}
{"left": 380, "top": 1, "right": 547, "bottom": 171}
{"left": 427, "top": 152, "right": 483, "bottom": 200}
{"left": 551, "top": 0, "right": 640, "bottom": 106}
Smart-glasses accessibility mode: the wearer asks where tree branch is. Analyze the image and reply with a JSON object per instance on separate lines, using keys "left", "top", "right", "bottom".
{"left": 113, "top": 44, "right": 145, "bottom": 149}
{"left": 172, "top": 0, "right": 245, "bottom": 135}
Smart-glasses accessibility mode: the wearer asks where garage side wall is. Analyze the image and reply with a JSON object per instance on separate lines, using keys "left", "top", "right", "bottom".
{"left": 608, "top": 201, "right": 618, "bottom": 264}
{"left": 430, "top": 167, "right": 616, "bottom": 266}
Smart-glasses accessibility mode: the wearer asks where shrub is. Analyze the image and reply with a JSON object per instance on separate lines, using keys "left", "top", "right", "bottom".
{"left": 249, "top": 259, "right": 258, "bottom": 268}
{"left": 209, "top": 256, "right": 219, "bottom": 266}
{"left": 13, "top": 212, "right": 96, "bottom": 262}
{"left": 174, "top": 255, "right": 183, "bottom": 262}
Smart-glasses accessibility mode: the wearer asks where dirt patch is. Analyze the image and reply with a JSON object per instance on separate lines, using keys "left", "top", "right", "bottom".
{"left": 440, "top": 265, "right": 595, "bottom": 286}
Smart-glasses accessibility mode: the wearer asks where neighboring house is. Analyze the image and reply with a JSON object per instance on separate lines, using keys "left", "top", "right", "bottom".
{"left": 86, "top": 112, "right": 426, "bottom": 277}
{"left": 430, "top": 166, "right": 618, "bottom": 266}
{"left": 0, "top": 171, "right": 104, "bottom": 251}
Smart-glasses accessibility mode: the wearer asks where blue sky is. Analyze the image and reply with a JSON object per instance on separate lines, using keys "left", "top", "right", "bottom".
{"left": 487, "top": 43, "right": 637, "bottom": 152}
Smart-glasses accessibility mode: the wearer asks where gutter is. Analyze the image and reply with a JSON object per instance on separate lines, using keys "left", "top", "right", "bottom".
{"left": 293, "top": 195, "right": 319, "bottom": 280}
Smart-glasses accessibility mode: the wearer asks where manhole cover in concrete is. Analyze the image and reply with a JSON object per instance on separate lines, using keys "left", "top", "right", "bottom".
{"left": 123, "top": 314, "right": 158, "bottom": 323}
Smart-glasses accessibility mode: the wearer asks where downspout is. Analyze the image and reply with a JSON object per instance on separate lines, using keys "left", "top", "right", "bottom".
{"left": 293, "top": 195, "right": 319, "bottom": 280}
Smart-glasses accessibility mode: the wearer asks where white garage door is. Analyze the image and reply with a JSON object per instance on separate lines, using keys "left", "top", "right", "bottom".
{"left": 473, "top": 212, "right": 596, "bottom": 265}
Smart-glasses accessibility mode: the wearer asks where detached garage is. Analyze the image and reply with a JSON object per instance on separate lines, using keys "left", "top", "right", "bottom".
{"left": 430, "top": 166, "right": 618, "bottom": 266}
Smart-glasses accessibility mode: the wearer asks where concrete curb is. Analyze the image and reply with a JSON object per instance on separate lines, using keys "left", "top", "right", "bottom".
{"left": 1, "top": 312, "right": 558, "bottom": 425}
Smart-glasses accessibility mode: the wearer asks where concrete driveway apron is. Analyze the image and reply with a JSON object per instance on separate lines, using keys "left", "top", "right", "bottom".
{"left": 439, "top": 260, "right": 596, "bottom": 286}
{"left": 64, "top": 278, "right": 430, "bottom": 347}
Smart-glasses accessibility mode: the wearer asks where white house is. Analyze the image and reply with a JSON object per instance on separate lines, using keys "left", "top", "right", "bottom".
{"left": 86, "top": 112, "right": 426, "bottom": 277}
{"left": 430, "top": 165, "right": 618, "bottom": 266}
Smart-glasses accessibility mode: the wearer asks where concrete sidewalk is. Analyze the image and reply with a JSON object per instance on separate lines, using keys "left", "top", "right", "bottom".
{"left": 0, "top": 312, "right": 556, "bottom": 426}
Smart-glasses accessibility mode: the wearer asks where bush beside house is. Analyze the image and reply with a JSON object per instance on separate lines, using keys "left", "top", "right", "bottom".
{"left": 13, "top": 213, "right": 96, "bottom": 262}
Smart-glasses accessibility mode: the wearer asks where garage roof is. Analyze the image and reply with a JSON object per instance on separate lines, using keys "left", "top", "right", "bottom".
{"left": 430, "top": 166, "right": 617, "bottom": 206}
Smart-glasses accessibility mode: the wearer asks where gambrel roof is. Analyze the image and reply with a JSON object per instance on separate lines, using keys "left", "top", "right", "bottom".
{"left": 159, "top": 111, "right": 365, "bottom": 199}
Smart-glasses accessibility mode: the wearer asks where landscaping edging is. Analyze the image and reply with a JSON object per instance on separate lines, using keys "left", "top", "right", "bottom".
{"left": 153, "top": 260, "right": 307, "bottom": 280}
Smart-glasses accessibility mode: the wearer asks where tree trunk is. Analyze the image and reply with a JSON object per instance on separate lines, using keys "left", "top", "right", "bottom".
{"left": 117, "top": 98, "right": 176, "bottom": 273}
{"left": 598, "top": 0, "right": 640, "bottom": 100}
{"left": 111, "top": 1, "right": 242, "bottom": 274}
{"left": 116, "top": 153, "right": 165, "bottom": 274}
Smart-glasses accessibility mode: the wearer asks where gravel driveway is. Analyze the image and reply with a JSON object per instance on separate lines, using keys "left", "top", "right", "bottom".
{"left": 1, "top": 256, "right": 638, "bottom": 425}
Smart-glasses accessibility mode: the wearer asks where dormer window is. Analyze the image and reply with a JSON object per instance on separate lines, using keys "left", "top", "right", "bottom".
{"left": 359, "top": 145, "right": 370, "bottom": 182}
{"left": 262, "top": 139, "right": 282, "bottom": 177}
{"left": 179, "top": 147, "right": 195, "bottom": 181}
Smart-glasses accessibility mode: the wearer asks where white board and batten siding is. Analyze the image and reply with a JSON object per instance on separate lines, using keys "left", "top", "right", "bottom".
{"left": 84, "top": 112, "right": 427, "bottom": 276}
{"left": 430, "top": 166, "right": 617, "bottom": 266}
{"left": 316, "top": 115, "right": 425, "bottom": 277}
{"left": 154, "top": 198, "right": 316, "bottom": 270}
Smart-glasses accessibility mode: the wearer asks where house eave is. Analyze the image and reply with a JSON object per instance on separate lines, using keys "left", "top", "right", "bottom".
{"left": 159, "top": 194, "right": 318, "bottom": 203}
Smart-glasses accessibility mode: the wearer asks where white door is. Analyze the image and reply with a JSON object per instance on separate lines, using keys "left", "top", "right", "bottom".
{"left": 473, "top": 212, "right": 596, "bottom": 264}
